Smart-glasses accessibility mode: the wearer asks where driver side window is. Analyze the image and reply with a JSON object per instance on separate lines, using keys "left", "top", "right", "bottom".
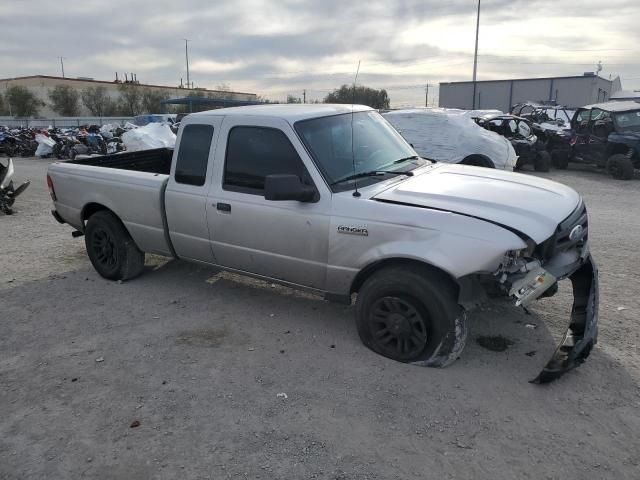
{"left": 223, "top": 126, "right": 311, "bottom": 195}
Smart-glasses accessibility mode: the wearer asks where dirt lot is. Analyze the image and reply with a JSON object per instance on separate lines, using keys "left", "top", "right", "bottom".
{"left": 1, "top": 157, "right": 639, "bottom": 479}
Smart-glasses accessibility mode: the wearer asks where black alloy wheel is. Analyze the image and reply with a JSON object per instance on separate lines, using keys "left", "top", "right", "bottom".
{"left": 89, "top": 227, "right": 118, "bottom": 271}
{"left": 368, "top": 295, "right": 429, "bottom": 360}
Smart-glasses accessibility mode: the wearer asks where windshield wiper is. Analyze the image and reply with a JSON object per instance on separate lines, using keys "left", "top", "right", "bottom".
{"left": 392, "top": 155, "right": 421, "bottom": 164}
{"left": 331, "top": 169, "right": 413, "bottom": 186}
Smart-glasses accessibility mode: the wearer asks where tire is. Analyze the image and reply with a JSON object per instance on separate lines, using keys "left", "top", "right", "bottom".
{"left": 606, "top": 154, "right": 634, "bottom": 180}
{"left": 84, "top": 210, "right": 145, "bottom": 281}
{"left": 551, "top": 150, "right": 569, "bottom": 169}
{"left": 460, "top": 155, "right": 494, "bottom": 168}
{"left": 355, "top": 266, "right": 467, "bottom": 367}
{"left": 534, "top": 151, "right": 551, "bottom": 172}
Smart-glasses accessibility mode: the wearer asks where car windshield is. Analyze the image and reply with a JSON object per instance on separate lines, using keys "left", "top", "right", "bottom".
{"left": 295, "top": 111, "right": 426, "bottom": 191}
{"left": 614, "top": 110, "right": 640, "bottom": 132}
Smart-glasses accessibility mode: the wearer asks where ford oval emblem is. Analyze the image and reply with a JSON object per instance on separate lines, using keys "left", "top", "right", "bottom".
{"left": 569, "top": 225, "right": 584, "bottom": 241}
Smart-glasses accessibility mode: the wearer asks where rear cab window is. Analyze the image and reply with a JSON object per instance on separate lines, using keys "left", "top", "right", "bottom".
{"left": 174, "top": 124, "right": 214, "bottom": 186}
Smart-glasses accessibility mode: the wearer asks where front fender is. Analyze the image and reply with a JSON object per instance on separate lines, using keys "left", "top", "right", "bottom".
{"left": 325, "top": 209, "right": 527, "bottom": 295}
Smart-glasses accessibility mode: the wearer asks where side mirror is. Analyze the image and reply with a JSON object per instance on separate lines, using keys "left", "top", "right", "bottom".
{"left": 264, "top": 174, "right": 316, "bottom": 202}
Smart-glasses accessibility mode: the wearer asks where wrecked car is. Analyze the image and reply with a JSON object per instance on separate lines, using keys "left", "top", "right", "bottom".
{"left": 47, "top": 104, "right": 598, "bottom": 382}
{"left": 473, "top": 113, "right": 550, "bottom": 171}
{"left": 569, "top": 101, "right": 640, "bottom": 179}
{"left": 383, "top": 108, "right": 517, "bottom": 170}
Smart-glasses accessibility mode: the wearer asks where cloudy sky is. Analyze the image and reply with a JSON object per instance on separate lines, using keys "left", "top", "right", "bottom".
{"left": 4, "top": 0, "right": 639, "bottom": 106}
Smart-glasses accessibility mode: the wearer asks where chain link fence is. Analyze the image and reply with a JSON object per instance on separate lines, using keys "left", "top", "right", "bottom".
{"left": 0, "top": 117, "right": 133, "bottom": 128}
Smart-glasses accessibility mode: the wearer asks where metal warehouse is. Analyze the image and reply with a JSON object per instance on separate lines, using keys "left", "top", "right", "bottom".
{"left": 439, "top": 73, "right": 622, "bottom": 112}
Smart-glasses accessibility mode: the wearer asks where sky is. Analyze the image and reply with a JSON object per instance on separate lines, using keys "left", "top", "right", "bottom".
{"left": 3, "top": 0, "right": 639, "bottom": 107}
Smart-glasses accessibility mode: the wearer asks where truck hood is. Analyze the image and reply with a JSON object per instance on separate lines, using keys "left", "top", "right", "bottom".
{"left": 372, "top": 164, "right": 580, "bottom": 243}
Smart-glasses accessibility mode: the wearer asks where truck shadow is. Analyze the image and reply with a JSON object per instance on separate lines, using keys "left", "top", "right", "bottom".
{"left": 2, "top": 257, "right": 632, "bottom": 392}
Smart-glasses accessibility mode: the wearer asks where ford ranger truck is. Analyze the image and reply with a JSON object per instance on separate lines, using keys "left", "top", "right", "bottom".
{"left": 47, "top": 104, "right": 598, "bottom": 383}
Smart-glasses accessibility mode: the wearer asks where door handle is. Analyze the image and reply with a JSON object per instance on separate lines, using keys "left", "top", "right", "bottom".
{"left": 216, "top": 202, "right": 231, "bottom": 212}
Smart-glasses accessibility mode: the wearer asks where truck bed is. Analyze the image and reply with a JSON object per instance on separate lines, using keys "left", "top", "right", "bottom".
{"left": 68, "top": 148, "right": 173, "bottom": 175}
{"left": 48, "top": 150, "right": 173, "bottom": 257}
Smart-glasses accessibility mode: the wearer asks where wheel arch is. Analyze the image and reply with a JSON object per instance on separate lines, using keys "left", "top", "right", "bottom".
{"left": 81, "top": 203, "right": 130, "bottom": 237}
{"left": 350, "top": 257, "right": 460, "bottom": 296}
{"left": 460, "top": 154, "right": 495, "bottom": 168}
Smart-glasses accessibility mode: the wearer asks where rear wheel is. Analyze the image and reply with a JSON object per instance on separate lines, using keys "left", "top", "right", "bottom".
{"left": 460, "top": 155, "right": 494, "bottom": 168}
{"left": 85, "top": 210, "right": 145, "bottom": 281}
{"left": 355, "top": 266, "right": 467, "bottom": 367}
{"left": 534, "top": 151, "right": 551, "bottom": 172}
{"left": 606, "top": 154, "right": 634, "bottom": 180}
{"left": 551, "top": 150, "right": 569, "bottom": 169}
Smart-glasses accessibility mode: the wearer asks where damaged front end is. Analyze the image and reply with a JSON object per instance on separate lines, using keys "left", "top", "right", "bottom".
{"left": 496, "top": 201, "right": 598, "bottom": 383}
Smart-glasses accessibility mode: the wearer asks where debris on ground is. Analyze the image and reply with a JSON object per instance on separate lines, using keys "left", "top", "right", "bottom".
{"left": 130, "top": 420, "right": 141, "bottom": 428}
{"left": 476, "top": 335, "right": 514, "bottom": 352}
{"left": 276, "top": 392, "right": 288, "bottom": 399}
{"left": 95, "top": 357, "right": 104, "bottom": 363}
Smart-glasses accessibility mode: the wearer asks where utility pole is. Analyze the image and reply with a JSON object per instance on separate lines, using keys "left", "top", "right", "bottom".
{"left": 471, "top": 0, "right": 481, "bottom": 109}
{"left": 184, "top": 39, "right": 191, "bottom": 89}
{"left": 58, "top": 56, "right": 66, "bottom": 78}
{"left": 303, "top": 89, "right": 306, "bottom": 103}
{"left": 425, "top": 83, "right": 429, "bottom": 107}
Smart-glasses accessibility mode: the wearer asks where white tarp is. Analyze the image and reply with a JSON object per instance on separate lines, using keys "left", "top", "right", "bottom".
{"left": 121, "top": 123, "right": 176, "bottom": 152}
{"left": 100, "top": 124, "right": 117, "bottom": 139}
{"left": 383, "top": 108, "right": 516, "bottom": 170}
{"left": 35, "top": 133, "right": 56, "bottom": 157}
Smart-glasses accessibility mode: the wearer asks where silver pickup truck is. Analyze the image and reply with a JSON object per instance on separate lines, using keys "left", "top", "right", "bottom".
{"left": 47, "top": 104, "right": 598, "bottom": 382}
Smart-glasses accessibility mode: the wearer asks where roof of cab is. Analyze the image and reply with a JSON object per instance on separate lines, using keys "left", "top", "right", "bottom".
{"left": 189, "top": 103, "right": 373, "bottom": 123}
{"left": 581, "top": 100, "right": 640, "bottom": 112}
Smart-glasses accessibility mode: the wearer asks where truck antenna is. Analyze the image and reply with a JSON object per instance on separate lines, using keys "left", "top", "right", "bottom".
{"left": 351, "top": 60, "right": 361, "bottom": 198}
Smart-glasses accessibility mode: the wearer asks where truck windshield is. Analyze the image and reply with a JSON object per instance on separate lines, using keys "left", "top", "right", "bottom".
{"left": 614, "top": 110, "right": 640, "bottom": 132}
{"left": 295, "top": 111, "right": 426, "bottom": 191}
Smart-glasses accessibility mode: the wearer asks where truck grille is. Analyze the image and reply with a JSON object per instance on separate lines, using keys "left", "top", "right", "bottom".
{"left": 535, "top": 200, "right": 588, "bottom": 262}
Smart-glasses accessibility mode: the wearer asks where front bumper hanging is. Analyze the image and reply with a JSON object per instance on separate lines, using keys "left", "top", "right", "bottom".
{"left": 532, "top": 254, "right": 599, "bottom": 384}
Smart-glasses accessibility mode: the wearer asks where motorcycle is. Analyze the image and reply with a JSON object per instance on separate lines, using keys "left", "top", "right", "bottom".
{"left": 0, "top": 158, "right": 30, "bottom": 215}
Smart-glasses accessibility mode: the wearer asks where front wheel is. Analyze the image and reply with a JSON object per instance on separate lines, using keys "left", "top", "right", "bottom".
{"left": 85, "top": 210, "right": 145, "bottom": 281}
{"left": 606, "top": 154, "right": 634, "bottom": 180}
{"left": 355, "top": 266, "right": 467, "bottom": 367}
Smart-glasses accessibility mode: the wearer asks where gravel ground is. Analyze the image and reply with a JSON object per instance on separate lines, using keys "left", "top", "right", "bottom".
{"left": 1, "top": 157, "right": 639, "bottom": 480}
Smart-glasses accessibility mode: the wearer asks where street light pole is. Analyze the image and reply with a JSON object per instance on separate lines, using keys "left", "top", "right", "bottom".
{"left": 184, "top": 39, "right": 191, "bottom": 89}
{"left": 58, "top": 56, "right": 66, "bottom": 78}
{"left": 471, "top": 0, "right": 481, "bottom": 109}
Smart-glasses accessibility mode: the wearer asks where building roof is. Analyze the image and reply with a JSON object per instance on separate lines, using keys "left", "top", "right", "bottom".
{"left": 610, "top": 90, "right": 640, "bottom": 100}
{"left": 191, "top": 104, "right": 373, "bottom": 122}
{"left": 582, "top": 100, "right": 640, "bottom": 112}
{"left": 440, "top": 74, "right": 613, "bottom": 86}
{"left": 0, "top": 75, "right": 256, "bottom": 97}
{"left": 161, "top": 97, "right": 264, "bottom": 107}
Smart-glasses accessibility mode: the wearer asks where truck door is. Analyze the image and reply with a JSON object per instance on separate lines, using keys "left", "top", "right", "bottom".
{"left": 165, "top": 118, "right": 222, "bottom": 263}
{"left": 572, "top": 108, "right": 592, "bottom": 160}
{"left": 586, "top": 109, "right": 613, "bottom": 166}
{"left": 206, "top": 117, "right": 331, "bottom": 290}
